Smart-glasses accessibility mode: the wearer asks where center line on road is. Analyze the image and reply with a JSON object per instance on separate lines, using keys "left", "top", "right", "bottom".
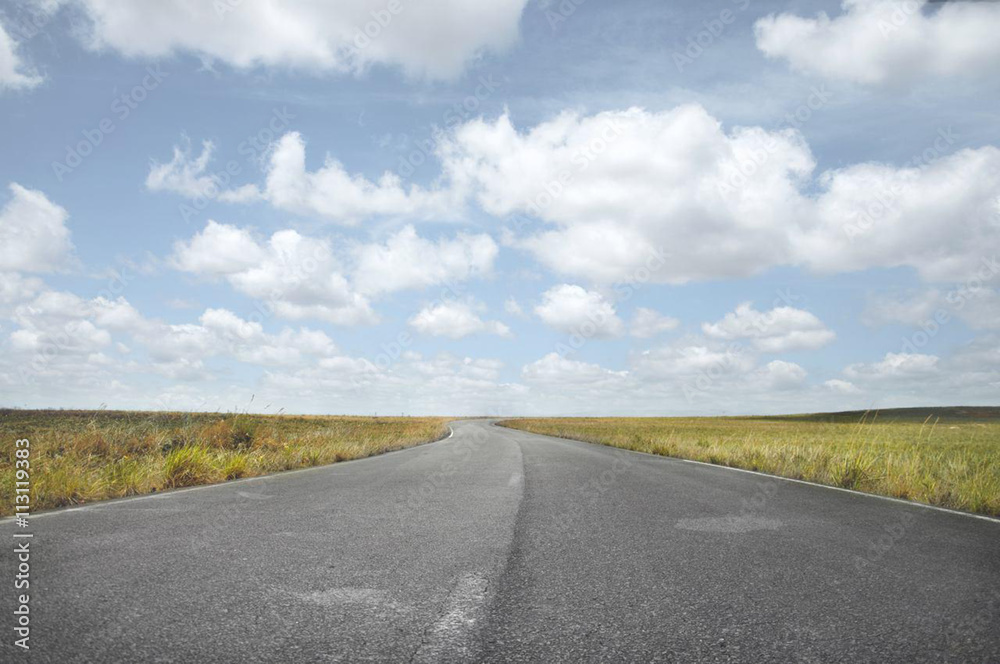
{"left": 411, "top": 572, "right": 489, "bottom": 663}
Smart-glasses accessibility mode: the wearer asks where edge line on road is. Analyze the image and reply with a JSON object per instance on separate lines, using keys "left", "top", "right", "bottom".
{"left": 495, "top": 422, "right": 1000, "bottom": 525}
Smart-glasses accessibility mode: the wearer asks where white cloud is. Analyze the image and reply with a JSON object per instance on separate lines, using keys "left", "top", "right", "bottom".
{"left": 504, "top": 297, "right": 525, "bottom": 317}
{"left": 87, "top": 296, "right": 342, "bottom": 371}
{"left": 0, "top": 22, "right": 42, "bottom": 91}
{"left": 55, "top": 0, "right": 529, "bottom": 80}
{"left": 756, "top": 360, "right": 808, "bottom": 390}
{"left": 0, "top": 184, "right": 74, "bottom": 273}
{"left": 408, "top": 300, "right": 511, "bottom": 339}
{"left": 824, "top": 378, "right": 861, "bottom": 394}
{"left": 352, "top": 225, "right": 497, "bottom": 296}
{"left": 170, "top": 221, "right": 375, "bottom": 326}
{"left": 629, "top": 307, "right": 679, "bottom": 338}
{"left": 521, "top": 352, "right": 627, "bottom": 387}
{"left": 244, "top": 132, "right": 458, "bottom": 225}
{"left": 754, "top": 0, "right": 1000, "bottom": 87}
{"left": 169, "top": 220, "right": 266, "bottom": 276}
{"left": 534, "top": 284, "right": 625, "bottom": 338}
{"left": 440, "top": 105, "right": 813, "bottom": 284}
{"left": 154, "top": 109, "right": 998, "bottom": 291}
{"left": 170, "top": 221, "right": 499, "bottom": 325}
{"left": 632, "top": 341, "right": 755, "bottom": 379}
{"left": 829, "top": 338, "right": 1000, "bottom": 405}
{"left": 702, "top": 302, "right": 835, "bottom": 352}
{"left": 844, "top": 352, "right": 939, "bottom": 379}
{"left": 441, "top": 106, "right": 1000, "bottom": 287}
{"left": 798, "top": 148, "right": 1000, "bottom": 283}
{"left": 146, "top": 139, "right": 221, "bottom": 199}
{"left": 0, "top": 272, "right": 45, "bottom": 315}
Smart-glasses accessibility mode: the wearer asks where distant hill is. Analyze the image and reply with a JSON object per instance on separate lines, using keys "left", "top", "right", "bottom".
{"left": 756, "top": 406, "right": 1000, "bottom": 423}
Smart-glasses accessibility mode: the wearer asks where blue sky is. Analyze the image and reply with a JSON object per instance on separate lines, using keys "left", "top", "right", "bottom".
{"left": 1, "top": 0, "right": 998, "bottom": 415}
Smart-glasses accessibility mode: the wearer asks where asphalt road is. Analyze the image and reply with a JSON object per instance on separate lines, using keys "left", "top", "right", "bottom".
{"left": 3, "top": 420, "right": 998, "bottom": 663}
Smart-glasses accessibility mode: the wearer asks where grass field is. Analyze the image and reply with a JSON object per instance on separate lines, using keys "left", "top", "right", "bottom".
{"left": 499, "top": 407, "right": 1000, "bottom": 517}
{"left": 1, "top": 409, "right": 448, "bottom": 515}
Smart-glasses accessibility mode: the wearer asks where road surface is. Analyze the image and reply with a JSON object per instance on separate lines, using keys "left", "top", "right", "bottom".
{"left": 3, "top": 420, "right": 998, "bottom": 662}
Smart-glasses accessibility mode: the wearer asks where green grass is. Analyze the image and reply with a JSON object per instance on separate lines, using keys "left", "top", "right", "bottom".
{"left": 0, "top": 409, "right": 448, "bottom": 514}
{"left": 499, "top": 407, "right": 1000, "bottom": 517}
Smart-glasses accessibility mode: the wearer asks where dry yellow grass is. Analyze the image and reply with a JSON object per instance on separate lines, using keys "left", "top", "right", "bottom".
{"left": 1, "top": 409, "right": 449, "bottom": 514}
{"left": 499, "top": 408, "right": 1000, "bottom": 517}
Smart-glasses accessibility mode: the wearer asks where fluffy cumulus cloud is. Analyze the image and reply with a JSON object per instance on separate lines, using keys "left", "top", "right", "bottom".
{"left": 631, "top": 341, "right": 756, "bottom": 380}
{"left": 629, "top": 307, "right": 679, "bottom": 339}
{"left": 4, "top": 282, "right": 345, "bottom": 387}
{"left": 756, "top": 360, "right": 809, "bottom": 390}
{"left": 148, "top": 107, "right": 1000, "bottom": 288}
{"left": 521, "top": 352, "right": 627, "bottom": 388}
{"left": 50, "top": 0, "right": 530, "bottom": 80}
{"left": 441, "top": 105, "right": 813, "bottom": 284}
{"left": 798, "top": 148, "right": 1000, "bottom": 283}
{"left": 408, "top": 300, "right": 511, "bottom": 339}
{"left": 352, "top": 225, "right": 497, "bottom": 296}
{"left": 170, "top": 221, "right": 375, "bottom": 326}
{"left": 754, "top": 0, "right": 1000, "bottom": 87}
{"left": 0, "top": 184, "right": 74, "bottom": 273}
{"left": 824, "top": 378, "right": 861, "bottom": 395}
{"left": 168, "top": 221, "right": 265, "bottom": 276}
{"left": 0, "top": 21, "right": 42, "bottom": 91}
{"left": 829, "top": 337, "right": 1000, "bottom": 404}
{"left": 149, "top": 131, "right": 457, "bottom": 223}
{"left": 534, "top": 284, "right": 625, "bottom": 338}
{"left": 248, "top": 132, "right": 458, "bottom": 225}
{"left": 702, "top": 302, "right": 835, "bottom": 352}
{"left": 169, "top": 221, "right": 499, "bottom": 325}
{"left": 439, "top": 105, "right": 1000, "bottom": 287}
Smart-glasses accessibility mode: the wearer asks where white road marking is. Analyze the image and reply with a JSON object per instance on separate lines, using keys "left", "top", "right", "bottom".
{"left": 411, "top": 572, "right": 489, "bottom": 663}
{"left": 494, "top": 422, "right": 1000, "bottom": 525}
{"left": 0, "top": 423, "right": 459, "bottom": 523}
